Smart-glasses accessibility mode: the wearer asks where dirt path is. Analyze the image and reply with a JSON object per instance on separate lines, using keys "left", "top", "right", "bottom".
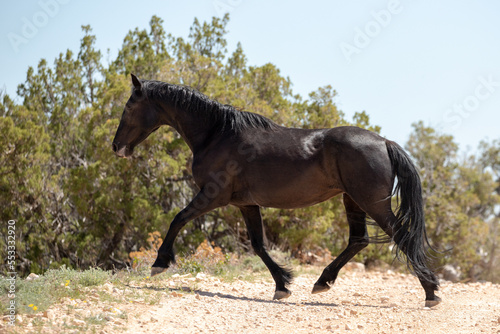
{"left": 8, "top": 268, "right": 500, "bottom": 333}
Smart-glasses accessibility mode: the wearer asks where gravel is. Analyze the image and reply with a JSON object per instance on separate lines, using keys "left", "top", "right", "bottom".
{"left": 7, "top": 267, "right": 500, "bottom": 333}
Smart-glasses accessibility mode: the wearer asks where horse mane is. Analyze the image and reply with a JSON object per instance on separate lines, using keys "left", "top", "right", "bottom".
{"left": 141, "top": 80, "right": 279, "bottom": 133}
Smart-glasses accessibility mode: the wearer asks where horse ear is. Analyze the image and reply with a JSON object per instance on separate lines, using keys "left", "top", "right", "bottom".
{"left": 131, "top": 73, "right": 142, "bottom": 90}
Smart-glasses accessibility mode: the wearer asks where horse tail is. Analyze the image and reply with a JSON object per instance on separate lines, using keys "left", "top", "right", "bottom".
{"left": 386, "top": 140, "right": 439, "bottom": 287}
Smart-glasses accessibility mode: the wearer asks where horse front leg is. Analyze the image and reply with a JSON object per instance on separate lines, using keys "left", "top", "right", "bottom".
{"left": 239, "top": 205, "right": 294, "bottom": 300}
{"left": 151, "top": 188, "right": 223, "bottom": 276}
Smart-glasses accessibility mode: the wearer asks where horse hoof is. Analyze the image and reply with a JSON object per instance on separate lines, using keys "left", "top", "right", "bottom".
{"left": 425, "top": 296, "right": 441, "bottom": 308}
{"left": 311, "top": 283, "right": 330, "bottom": 294}
{"left": 273, "top": 290, "right": 291, "bottom": 300}
{"left": 150, "top": 266, "right": 167, "bottom": 277}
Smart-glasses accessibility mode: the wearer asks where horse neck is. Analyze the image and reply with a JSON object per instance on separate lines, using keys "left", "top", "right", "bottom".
{"left": 156, "top": 99, "right": 218, "bottom": 153}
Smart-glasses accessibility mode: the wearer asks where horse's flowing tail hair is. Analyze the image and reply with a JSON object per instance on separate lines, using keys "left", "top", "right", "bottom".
{"left": 386, "top": 141, "right": 439, "bottom": 288}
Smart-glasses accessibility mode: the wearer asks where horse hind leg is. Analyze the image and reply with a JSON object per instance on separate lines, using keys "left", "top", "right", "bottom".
{"left": 368, "top": 206, "right": 441, "bottom": 307}
{"left": 312, "top": 194, "right": 369, "bottom": 294}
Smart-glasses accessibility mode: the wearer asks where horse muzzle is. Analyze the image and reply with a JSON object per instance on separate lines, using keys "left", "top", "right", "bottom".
{"left": 112, "top": 142, "right": 132, "bottom": 158}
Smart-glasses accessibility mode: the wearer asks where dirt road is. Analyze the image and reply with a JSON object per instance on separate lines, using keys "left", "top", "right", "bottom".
{"left": 9, "top": 268, "right": 500, "bottom": 333}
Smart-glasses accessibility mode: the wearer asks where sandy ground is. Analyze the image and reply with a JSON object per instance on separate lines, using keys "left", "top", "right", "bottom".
{"left": 5, "top": 267, "right": 500, "bottom": 333}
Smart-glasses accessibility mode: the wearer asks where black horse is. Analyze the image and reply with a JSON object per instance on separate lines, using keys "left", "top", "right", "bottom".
{"left": 112, "top": 74, "right": 440, "bottom": 307}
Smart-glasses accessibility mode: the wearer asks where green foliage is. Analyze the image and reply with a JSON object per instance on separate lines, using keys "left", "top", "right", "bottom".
{"left": 406, "top": 122, "right": 499, "bottom": 280}
{"left": 1, "top": 14, "right": 497, "bottom": 283}
{"left": 0, "top": 97, "right": 50, "bottom": 274}
{"left": 43, "top": 266, "right": 111, "bottom": 287}
{"left": 0, "top": 266, "right": 112, "bottom": 315}
{"left": 242, "top": 255, "right": 268, "bottom": 272}
{"left": 176, "top": 258, "right": 205, "bottom": 275}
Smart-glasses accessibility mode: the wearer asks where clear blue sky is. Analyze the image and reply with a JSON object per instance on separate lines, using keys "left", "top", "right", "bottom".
{"left": 1, "top": 0, "right": 499, "bottom": 153}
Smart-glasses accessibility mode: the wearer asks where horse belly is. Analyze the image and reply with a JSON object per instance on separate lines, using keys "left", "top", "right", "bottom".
{"left": 241, "top": 164, "right": 342, "bottom": 209}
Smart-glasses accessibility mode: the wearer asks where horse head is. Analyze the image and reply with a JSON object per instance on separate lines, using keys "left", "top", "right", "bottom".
{"left": 112, "top": 74, "right": 161, "bottom": 158}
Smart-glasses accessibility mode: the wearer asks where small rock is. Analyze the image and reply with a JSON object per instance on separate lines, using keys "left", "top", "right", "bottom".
{"left": 26, "top": 273, "right": 39, "bottom": 281}
{"left": 103, "top": 283, "right": 113, "bottom": 294}
{"left": 196, "top": 273, "right": 207, "bottom": 280}
{"left": 345, "top": 323, "right": 353, "bottom": 330}
{"left": 381, "top": 296, "right": 390, "bottom": 303}
{"left": 72, "top": 319, "right": 85, "bottom": 326}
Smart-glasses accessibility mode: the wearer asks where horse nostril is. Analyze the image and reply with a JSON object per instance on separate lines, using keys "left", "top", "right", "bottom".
{"left": 112, "top": 143, "right": 118, "bottom": 153}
